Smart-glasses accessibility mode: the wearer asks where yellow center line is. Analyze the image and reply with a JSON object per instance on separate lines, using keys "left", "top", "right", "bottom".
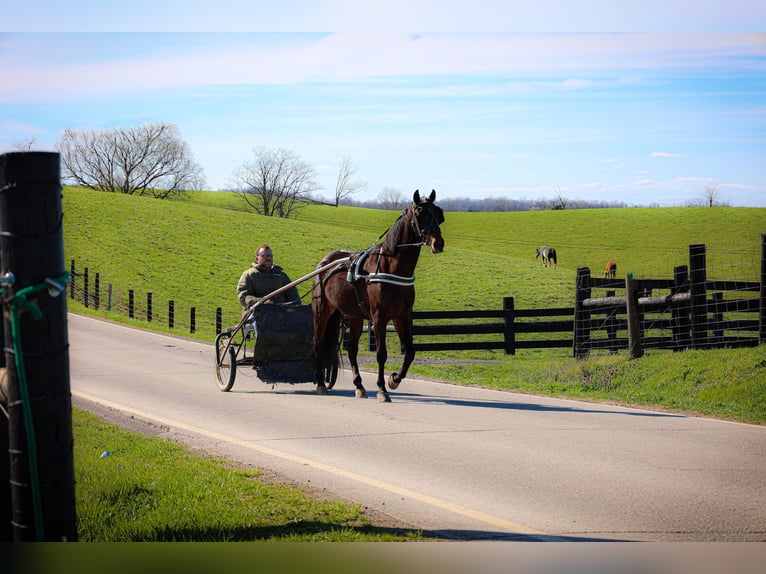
{"left": 73, "top": 389, "right": 548, "bottom": 538}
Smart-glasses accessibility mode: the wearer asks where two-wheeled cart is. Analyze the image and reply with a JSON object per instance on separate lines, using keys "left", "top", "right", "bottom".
{"left": 214, "top": 257, "right": 349, "bottom": 392}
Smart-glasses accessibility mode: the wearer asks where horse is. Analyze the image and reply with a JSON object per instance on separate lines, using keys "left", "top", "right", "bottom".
{"left": 311, "top": 189, "right": 445, "bottom": 403}
{"left": 535, "top": 245, "right": 557, "bottom": 269}
{"left": 604, "top": 261, "right": 617, "bottom": 278}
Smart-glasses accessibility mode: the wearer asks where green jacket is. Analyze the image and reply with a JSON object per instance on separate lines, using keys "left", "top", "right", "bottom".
{"left": 237, "top": 263, "right": 300, "bottom": 309}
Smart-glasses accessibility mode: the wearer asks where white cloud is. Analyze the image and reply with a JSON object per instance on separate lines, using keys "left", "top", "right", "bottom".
{"left": 650, "top": 152, "right": 682, "bottom": 158}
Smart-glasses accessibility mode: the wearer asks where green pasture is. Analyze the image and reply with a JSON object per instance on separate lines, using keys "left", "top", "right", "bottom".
{"left": 63, "top": 187, "right": 765, "bottom": 423}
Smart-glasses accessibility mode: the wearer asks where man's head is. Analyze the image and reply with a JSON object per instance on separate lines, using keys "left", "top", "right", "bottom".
{"left": 256, "top": 244, "right": 274, "bottom": 270}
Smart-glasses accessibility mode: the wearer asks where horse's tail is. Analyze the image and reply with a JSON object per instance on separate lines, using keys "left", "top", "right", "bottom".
{"left": 311, "top": 271, "right": 342, "bottom": 372}
{"left": 549, "top": 248, "right": 557, "bottom": 265}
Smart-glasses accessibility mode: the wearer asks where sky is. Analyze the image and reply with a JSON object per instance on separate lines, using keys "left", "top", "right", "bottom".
{"left": 2, "top": 2, "right": 766, "bottom": 207}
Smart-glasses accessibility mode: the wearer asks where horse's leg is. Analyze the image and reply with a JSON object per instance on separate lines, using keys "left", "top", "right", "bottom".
{"left": 387, "top": 316, "right": 414, "bottom": 391}
{"left": 345, "top": 317, "right": 367, "bottom": 398}
{"left": 371, "top": 315, "right": 391, "bottom": 403}
{"left": 313, "top": 304, "right": 334, "bottom": 395}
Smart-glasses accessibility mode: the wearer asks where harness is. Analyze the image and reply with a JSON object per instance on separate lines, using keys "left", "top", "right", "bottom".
{"left": 339, "top": 201, "right": 442, "bottom": 318}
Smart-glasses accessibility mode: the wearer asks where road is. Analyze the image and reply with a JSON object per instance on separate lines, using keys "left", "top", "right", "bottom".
{"left": 67, "top": 313, "right": 765, "bottom": 541}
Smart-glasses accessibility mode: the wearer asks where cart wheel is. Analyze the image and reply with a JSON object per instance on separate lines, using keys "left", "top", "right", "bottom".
{"left": 215, "top": 333, "right": 237, "bottom": 392}
{"left": 324, "top": 354, "right": 339, "bottom": 389}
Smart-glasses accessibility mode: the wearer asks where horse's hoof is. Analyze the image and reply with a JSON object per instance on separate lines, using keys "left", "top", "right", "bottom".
{"left": 388, "top": 374, "right": 400, "bottom": 390}
{"left": 316, "top": 385, "right": 328, "bottom": 395}
{"left": 355, "top": 388, "right": 367, "bottom": 398}
{"left": 377, "top": 391, "right": 391, "bottom": 403}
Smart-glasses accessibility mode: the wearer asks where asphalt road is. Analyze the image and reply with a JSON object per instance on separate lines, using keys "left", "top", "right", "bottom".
{"left": 67, "top": 313, "right": 765, "bottom": 542}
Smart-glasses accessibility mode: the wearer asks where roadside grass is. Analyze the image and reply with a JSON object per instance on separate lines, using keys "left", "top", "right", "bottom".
{"left": 73, "top": 408, "right": 421, "bottom": 542}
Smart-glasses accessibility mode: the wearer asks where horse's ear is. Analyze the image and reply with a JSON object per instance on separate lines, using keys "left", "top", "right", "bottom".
{"left": 413, "top": 189, "right": 421, "bottom": 204}
{"left": 428, "top": 189, "right": 436, "bottom": 202}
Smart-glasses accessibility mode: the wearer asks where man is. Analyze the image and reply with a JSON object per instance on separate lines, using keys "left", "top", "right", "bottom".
{"left": 237, "top": 244, "right": 300, "bottom": 310}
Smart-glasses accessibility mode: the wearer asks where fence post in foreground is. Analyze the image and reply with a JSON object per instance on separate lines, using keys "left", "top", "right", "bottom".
{"left": 625, "top": 274, "right": 643, "bottom": 359}
{"left": 0, "top": 151, "right": 77, "bottom": 541}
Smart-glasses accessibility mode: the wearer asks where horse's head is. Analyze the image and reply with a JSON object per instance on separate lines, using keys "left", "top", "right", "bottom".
{"left": 411, "top": 189, "right": 444, "bottom": 254}
{"left": 535, "top": 247, "right": 542, "bottom": 259}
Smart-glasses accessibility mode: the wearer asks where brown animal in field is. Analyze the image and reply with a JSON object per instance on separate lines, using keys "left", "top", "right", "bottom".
{"left": 604, "top": 261, "right": 617, "bottom": 278}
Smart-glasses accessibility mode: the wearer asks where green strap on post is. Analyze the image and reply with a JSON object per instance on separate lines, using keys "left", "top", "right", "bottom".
{"left": 4, "top": 272, "right": 70, "bottom": 541}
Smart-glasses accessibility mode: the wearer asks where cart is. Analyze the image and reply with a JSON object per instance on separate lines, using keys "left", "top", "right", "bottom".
{"left": 214, "top": 257, "right": 349, "bottom": 392}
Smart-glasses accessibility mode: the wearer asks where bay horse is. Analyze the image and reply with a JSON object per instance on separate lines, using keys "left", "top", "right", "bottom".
{"left": 535, "top": 245, "right": 557, "bottom": 268}
{"left": 604, "top": 261, "right": 617, "bottom": 278}
{"left": 311, "top": 189, "right": 445, "bottom": 403}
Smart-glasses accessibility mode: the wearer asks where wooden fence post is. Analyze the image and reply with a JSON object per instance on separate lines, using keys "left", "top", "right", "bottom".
{"left": 190, "top": 307, "right": 196, "bottom": 334}
{"left": 147, "top": 292, "right": 153, "bottom": 322}
{"left": 129, "top": 290, "right": 134, "bottom": 319}
{"left": 94, "top": 272, "right": 100, "bottom": 311}
{"left": 689, "top": 243, "right": 708, "bottom": 349}
{"left": 216, "top": 307, "right": 222, "bottom": 334}
{"left": 503, "top": 296, "right": 515, "bottom": 355}
{"left": 69, "top": 260, "right": 75, "bottom": 300}
{"left": 83, "top": 267, "right": 89, "bottom": 308}
{"left": 168, "top": 300, "right": 174, "bottom": 329}
{"left": 625, "top": 274, "right": 644, "bottom": 359}
{"left": 573, "top": 267, "right": 591, "bottom": 358}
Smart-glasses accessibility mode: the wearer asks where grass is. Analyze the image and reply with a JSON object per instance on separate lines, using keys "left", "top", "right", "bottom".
{"left": 73, "top": 408, "right": 421, "bottom": 542}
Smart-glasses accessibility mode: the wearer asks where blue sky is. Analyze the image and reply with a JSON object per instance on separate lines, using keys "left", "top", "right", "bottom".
{"left": 2, "top": 3, "right": 766, "bottom": 206}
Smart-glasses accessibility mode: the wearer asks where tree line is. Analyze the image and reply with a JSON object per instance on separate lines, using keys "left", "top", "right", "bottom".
{"left": 17, "top": 121, "right": 726, "bottom": 216}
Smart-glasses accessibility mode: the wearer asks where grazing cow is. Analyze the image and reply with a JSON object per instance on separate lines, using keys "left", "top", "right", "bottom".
{"left": 604, "top": 261, "right": 617, "bottom": 278}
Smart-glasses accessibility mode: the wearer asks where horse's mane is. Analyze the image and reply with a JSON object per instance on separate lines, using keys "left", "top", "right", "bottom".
{"left": 381, "top": 208, "right": 410, "bottom": 253}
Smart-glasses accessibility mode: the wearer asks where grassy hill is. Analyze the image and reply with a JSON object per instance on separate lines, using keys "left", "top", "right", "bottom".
{"left": 62, "top": 188, "right": 766, "bottom": 423}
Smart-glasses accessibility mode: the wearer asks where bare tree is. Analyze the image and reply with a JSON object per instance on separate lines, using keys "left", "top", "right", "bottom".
{"left": 702, "top": 183, "right": 721, "bottom": 207}
{"left": 58, "top": 123, "right": 205, "bottom": 198}
{"left": 552, "top": 183, "right": 568, "bottom": 210}
{"left": 228, "top": 146, "right": 318, "bottom": 218}
{"left": 12, "top": 138, "right": 38, "bottom": 151}
{"left": 333, "top": 154, "right": 367, "bottom": 206}
{"left": 377, "top": 187, "right": 405, "bottom": 210}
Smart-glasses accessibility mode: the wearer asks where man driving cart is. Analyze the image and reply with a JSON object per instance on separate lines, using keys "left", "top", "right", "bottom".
{"left": 237, "top": 243, "right": 300, "bottom": 310}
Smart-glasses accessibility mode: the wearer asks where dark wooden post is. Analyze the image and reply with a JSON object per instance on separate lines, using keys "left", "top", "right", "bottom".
{"left": 216, "top": 307, "right": 222, "bottom": 334}
{"left": 190, "top": 307, "right": 196, "bottom": 334}
{"left": 83, "top": 267, "right": 89, "bottom": 308}
{"left": 689, "top": 244, "right": 708, "bottom": 349}
{"left": 69, "top": 260, "right": 75, "bottom": 300}
{"left": 147, "top": 292, "right": 153, "bottom": 322}
{"left": 168, "top": 300, "right": 174, "bottom": 329}
{"left": 94, "top": 273, "right": 100, "bottom": 311}
{"left": 503, "top": 296, "right": 515, "bottom": 355}
{"left": 573, "top": 267, "right": 592, "bottom": 358}
{"left": 760, "top": 233, "right": 766, "bottom": 345}
{"left": 672, "top": 265, "right": 691, "bottom": 350}
{"left": 0, "top": 152, "right": 77, "bottom": 541}
{"left": 129, "top": 290, "right": 135, "bottom": 319}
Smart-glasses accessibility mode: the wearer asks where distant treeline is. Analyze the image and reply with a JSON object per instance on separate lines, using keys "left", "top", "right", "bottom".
{"left": 339, "top": 195, "right": 628, "bottom": 212}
